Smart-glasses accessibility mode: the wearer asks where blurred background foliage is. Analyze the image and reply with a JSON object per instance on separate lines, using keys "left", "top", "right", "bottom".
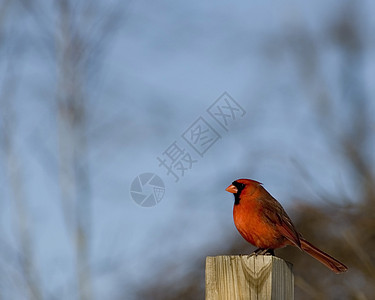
{"left": 0, "top": 0, "right": 374, "bottom": 299}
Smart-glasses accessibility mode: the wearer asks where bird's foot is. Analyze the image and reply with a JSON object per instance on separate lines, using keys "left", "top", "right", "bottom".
{"left": 261, "top": 249, "right": 275, "bottom": 256}
{"left": 249, "top": 248, "right": 274, "bottom": 257}
{"left": 248, "top": 248, "right": 263, "bottom": 257}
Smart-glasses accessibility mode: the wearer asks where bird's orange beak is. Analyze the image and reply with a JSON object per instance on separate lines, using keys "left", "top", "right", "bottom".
{"left": 225, "top": 184, "right": 238, "bottom": 194}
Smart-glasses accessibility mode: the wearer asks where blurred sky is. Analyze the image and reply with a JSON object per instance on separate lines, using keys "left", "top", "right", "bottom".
{"left": 1, "top": 0, "right": 375, "bottom": 299}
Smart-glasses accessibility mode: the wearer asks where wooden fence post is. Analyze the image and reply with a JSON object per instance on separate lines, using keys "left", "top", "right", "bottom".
{"left": 205, "top": 255, "right": 294, "bottom": 300}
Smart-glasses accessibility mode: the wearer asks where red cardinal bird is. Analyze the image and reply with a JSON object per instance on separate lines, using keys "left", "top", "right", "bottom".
{"left": 226, "top": 179, "right": 347, "bottom": 274}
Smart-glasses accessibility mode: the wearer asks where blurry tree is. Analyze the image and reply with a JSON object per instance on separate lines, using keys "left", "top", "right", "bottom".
{"left": 0, "top": 0, "right": 125, "bottom": 299}
{"left": 0, "top": 6, "right": 42, "bottom": 299}
{"left": 277, "top": 2, "right": 375, "bottom": 299}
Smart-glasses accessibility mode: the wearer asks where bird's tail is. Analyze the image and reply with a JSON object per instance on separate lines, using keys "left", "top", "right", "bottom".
{"left": 300, "top": 238, "right": 348, "bottom": 274}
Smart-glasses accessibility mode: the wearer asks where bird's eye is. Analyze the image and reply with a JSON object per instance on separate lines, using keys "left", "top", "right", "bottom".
{"left": 232, "top": 181, "right": 245, "bottom": 193}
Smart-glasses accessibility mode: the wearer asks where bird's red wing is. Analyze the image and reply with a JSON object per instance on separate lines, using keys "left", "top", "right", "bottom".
{"left": 276, "top": 222, "right": 301, "bottom": 248}
{"left": 260, "top": 193, "right": 301, "bottom": 248}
